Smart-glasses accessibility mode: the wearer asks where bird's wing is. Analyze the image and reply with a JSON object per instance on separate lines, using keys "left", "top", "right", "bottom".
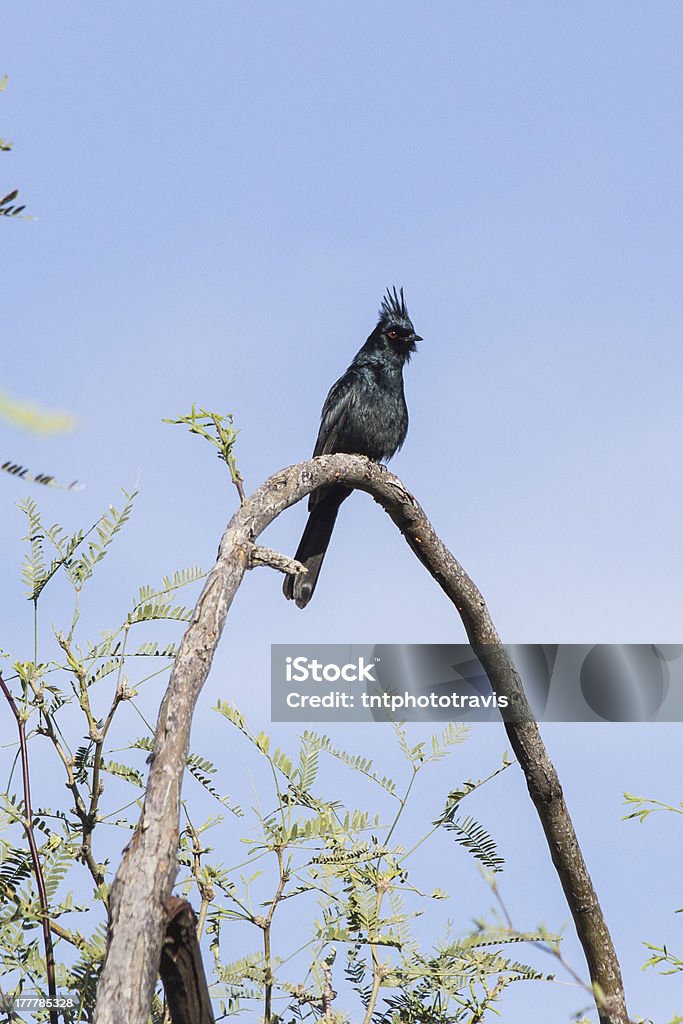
{"left": 313, "top": 369, "right": 358, "bottom": 457}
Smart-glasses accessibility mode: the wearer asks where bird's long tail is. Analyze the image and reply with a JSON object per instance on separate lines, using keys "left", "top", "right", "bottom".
{"left": 282, "top": 486, "right": 350, "bottom": 608}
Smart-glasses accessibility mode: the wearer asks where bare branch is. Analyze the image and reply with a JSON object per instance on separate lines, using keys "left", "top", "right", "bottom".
{"left": 94, "top": 454, "right": 629, "bottom": 1024}
{"left": 248, "top": 544, "right": 306, "bottom": 574}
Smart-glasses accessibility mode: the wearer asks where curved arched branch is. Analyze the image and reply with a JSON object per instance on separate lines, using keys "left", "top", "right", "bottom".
{"left": 94, "top": 454, "right": 629, "bottom": 1024}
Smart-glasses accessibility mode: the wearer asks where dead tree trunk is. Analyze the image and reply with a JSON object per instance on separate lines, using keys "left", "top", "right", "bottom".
{"left": 160, "top": 898, "right": 215, "bottom": 1024}
{"left": 93, "top": 453, "right": 629, "bottom": 1024}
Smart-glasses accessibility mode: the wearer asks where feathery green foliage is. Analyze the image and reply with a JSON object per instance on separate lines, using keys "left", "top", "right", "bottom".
{"left": 164, "top": 405, "right": 244, "bottom": 495}
{"left": 206, "top": 702, "right": 554, "bottom": 1022}
{"left": 439, "top": 815, "right": 505, "bottom": 874}
{"left": 1, "top": 486, "right": 209, "bottom": 1018}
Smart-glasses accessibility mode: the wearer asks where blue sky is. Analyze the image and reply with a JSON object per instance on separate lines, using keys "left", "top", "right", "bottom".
{"left": 2, "top": 3, "right": 682, "bottom": 1021}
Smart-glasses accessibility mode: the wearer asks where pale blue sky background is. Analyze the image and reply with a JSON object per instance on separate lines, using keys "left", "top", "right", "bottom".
{"left": 2, "top": 3, "right": 682, "bottom": 1021}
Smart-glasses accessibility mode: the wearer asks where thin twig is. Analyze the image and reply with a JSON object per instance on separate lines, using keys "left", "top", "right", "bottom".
{"left": 184, "top": 817, "right": 214, "bottom": 940}
{"left": 489, "top": 877, "right": 593, "bottom": 995}
{"left": 0, "top": 671, "right": 59, "bottom": 1024}
{"left": 30, "top": 683, "right": 106, "bottom": 890}
{"left": 234, "top": 475, "right": 246, "bottom": 505}
{"left": 262, "top": 845, "right": 290, "bottom": 1023}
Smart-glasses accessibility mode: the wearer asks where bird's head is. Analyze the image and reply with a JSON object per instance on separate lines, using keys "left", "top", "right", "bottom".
{"left": 376, "top": 286, "right": 423, "bottom": 358}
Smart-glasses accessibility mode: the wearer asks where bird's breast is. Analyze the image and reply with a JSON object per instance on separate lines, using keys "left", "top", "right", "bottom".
{"left": 342, "top": 374, "right": 408, "bottom": 461}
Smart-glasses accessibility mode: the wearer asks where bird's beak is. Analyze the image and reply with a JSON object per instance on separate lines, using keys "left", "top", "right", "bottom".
{"left": 411, "top": 334, "right": 423, "bottom": 342}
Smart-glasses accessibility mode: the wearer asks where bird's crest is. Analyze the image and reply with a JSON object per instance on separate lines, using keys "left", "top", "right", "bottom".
{"left": 378, "top": 286, "right": 414, "bottom": 331}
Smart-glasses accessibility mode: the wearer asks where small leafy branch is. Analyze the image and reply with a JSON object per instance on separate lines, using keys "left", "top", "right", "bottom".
{"left": 1, "top": 75, "right": 30, "bottom": 218}
{"left": 623, "top": 792, "right": 683, "bottom": 825}
{"left": 642, "top": 943, "right": 683, "bottom": 976}
{"left": 164, "top": 405, "right": 245, "bottom": 503}
{"left": 624, "top": 791, "right": 683, "bottom": 985}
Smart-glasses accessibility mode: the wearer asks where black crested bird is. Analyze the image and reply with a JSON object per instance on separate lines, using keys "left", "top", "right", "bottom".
{"left": 283, "top": 287, "right": 422, "bottom": 608}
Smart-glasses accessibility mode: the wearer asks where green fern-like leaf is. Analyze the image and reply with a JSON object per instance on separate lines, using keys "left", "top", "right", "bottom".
{"left": 429, "top": 722, "right": 470, "bottom": 761}
{"left": 392, "top": 722, "right": 415, "bottom": 765}
{"left": 186, "top": 753, "right": 243, "bottom": 815}
{"left": 85, "top": 635, "right": 124, "bottom": 661}
{"left": 0, "top": 846, "right": 33, "bottom": 897}
{"left": 271, "top": 748, "right": 294, "bottom": 779}
{"left": 42, "top": 520, "right": 87, "bottom": 591}
{"left": 295, "top": 737, "right": 320, "bottom": 793}
{"left": 69, "top": 487, "right": 137, "bottom": 585}
{"left": 442, "top": 815, "right": 505, "bottom": 873}
{"left": 86, "top": 658, "right": 122, "bottom": 687}
{"left": 42, "top": 846, "right": 72, "bottom": 901}
{"left": 160, "top": 566, "right": 206, "bottom": 591}
{"left": 72, "top": 745, "right": 92, "bottom": 783}
{"left": 434, "top": 754, "right": 513, "bottom": 825}
{"left": 127, "top": 599, "right": 193, "bottom": 624}
{"left": 19, "top": 497, "right": 46, "bottom": 599}
{"left": 128, "top": 566, "right": 204, "bottom": 621}
{"left": 304, "top": 731, "right": 397, "bottom": 797}
{"left": 134, "top": 641, "right": 178, "bottom": 658}
{"left": 102, "top": 760, "right": 145, "bottom": 788}
{"left": 446, "top": 928, "right": 557, "bottom": 952}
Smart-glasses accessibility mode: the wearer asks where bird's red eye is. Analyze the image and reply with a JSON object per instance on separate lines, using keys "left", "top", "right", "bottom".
{"left": 387, "top": 329, "right": 397, "bottom": 339}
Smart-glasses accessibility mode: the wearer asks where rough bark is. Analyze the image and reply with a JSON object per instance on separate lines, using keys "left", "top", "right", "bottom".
{"left": 93, "top": 453, "right": 629, "bottom": 1024}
